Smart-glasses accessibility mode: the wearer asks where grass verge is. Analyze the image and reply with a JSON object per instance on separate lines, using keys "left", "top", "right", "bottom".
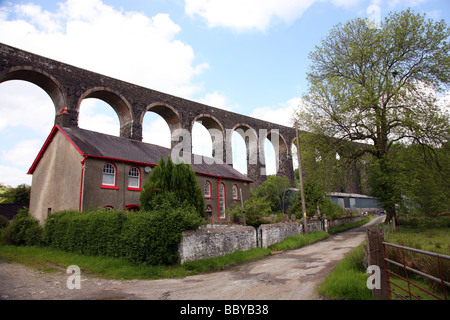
{"left": 318, "top": 242, "right": 375, "bottom": 300}
{"left": 318, "top": 216, "right": 449, "bottom": 300}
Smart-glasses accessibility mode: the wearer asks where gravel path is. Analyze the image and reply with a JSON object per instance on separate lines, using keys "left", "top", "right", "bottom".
{"left": 0, "top": 216, "right": 384, "bottom": 300}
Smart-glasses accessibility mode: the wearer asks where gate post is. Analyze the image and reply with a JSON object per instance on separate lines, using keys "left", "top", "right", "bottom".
{"left": 366, "top": 227, "right": 389, "bottom": 299}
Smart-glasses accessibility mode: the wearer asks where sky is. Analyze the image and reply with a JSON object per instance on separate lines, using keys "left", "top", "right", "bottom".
{"left": 0, "top": 0, "right": 449, "bottom": 187}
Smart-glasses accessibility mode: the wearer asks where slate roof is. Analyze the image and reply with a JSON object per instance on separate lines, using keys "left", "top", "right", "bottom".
{"left": 28, "top": 125, "right": 252, "bottom": 183}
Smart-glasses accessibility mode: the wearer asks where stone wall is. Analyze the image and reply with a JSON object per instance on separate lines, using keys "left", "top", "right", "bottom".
{"left": 178, "top": 224, "right": 257, "bottom": 263}
{"left": 178, "top": 216, "right": 365, "bottom": 263}
{"left": 257, "top": 222, "right": 303, "bottom": 249}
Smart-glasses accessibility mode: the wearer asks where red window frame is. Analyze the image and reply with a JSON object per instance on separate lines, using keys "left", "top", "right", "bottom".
{"left": 218, "top": 182, "right": 226, "bottom": 220}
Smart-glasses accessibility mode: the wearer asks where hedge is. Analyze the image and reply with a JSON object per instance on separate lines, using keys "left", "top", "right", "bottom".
{"left": 42, "top": 203, "right": 204, "bottom": 265}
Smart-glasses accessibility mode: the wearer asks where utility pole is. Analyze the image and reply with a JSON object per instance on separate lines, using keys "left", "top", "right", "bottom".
{"left": 295, "top": 121, "right": 308, "bottom": 233}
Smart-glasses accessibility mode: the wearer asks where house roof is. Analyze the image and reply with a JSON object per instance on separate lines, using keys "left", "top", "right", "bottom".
{"left": 28, "top": 125, "right": 253, "bottom": 183}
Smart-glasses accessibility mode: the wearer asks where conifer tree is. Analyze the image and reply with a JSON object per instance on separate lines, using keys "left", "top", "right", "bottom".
{"left": 140, "top": 156, "right": 205, "bottom": 217}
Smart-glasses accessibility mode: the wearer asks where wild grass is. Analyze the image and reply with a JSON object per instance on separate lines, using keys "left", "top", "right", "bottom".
{"left": 318, "top": 242, "right": 376, "bottom": 300}
{"left": 319, "top": 215, "right": 449, "bottom": 300}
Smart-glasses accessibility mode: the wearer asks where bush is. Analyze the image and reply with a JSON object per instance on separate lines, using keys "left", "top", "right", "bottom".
{"left": 227, "top": 195, "right": 273, "bottom": 228}
{"left": 42, "top": 195, "right": 204, "bottom": 265}
{"left": 140, "top": 156, "right": 205, "bottom": 217}
{"left": 0, "top": 215, "right": 9, "bottom": 229}
{"left": 0, "top": 208, "right": 42, "bottom": 246}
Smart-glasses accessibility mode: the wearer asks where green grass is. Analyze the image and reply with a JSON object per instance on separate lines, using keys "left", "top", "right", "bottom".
{"left": 386, "top": 226, "right": 450, "bottom": 255}
{"left": 328, "top": 216, "right": 371, "bottom": 234}
{"left": 318, "top": 242, "right": 376, "bottom": 300}
{"left": 318, "top": 216, "right": 449, "bottom": 300}
{"left": 268, "top": 231, "right": 329, "bottom": 251}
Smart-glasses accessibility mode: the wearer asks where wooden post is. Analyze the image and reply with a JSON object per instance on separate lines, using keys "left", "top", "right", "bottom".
{"left": 366, "top": 227, "right": 389, "bottom": 300}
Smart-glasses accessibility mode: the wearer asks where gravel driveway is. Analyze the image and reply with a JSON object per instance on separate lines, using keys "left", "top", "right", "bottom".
{"left": 0, "top": 216, "right": 384, "bottom": 301}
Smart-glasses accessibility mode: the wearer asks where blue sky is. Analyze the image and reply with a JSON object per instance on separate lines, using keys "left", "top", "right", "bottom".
{"left": 0, "top": 0, "right": 449, "bottom": 187}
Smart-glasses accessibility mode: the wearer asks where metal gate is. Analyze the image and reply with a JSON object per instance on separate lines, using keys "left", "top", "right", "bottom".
{"left": 382, "top": 241, "right": 450, "bottom": 300}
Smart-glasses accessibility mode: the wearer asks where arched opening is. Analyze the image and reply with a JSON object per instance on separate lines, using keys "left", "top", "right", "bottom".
{"left": 265, "top": 129, "right": 289, "bottom": 176}
{"left": 78, "top": 98, "right": 120, "bottom": 136}
{"left": 78, "top": 88, "right": 132, "bottom": 138}
{"left": 231, "top": 132, "right": 247, "bottom": 175}
{"left": 1, "top": 68, "right": 66, "bottom": 114}
{"left": 264, "top": 138, "right": 276, "bottom": 176}
{"left": 0, "top": 79, "right": 55, "bottom": 186}
{"left": 140, "top": 103, "right": 182, "bottom": 149}
{"left": 192, "top": 121, "right": 213, "bottom": 158}
{"left": 191, "top": 114, "right": 224, "bottom": 164}
{"left": 232, "top": 124, "right": 258, "bottom": 176}
{"left": 142, "top": 112, "right": 171, "bottom": 148}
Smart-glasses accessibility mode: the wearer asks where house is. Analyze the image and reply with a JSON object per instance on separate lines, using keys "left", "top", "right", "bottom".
{"left": 28, "top": 125, "right": 252, "bottom": 224}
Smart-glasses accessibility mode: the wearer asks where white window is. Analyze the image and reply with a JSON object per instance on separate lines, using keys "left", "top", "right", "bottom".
{"left": 128, "top": 167, "right": 140, "bottom": 188}
{"left": 219, "top": 183, "right": 226, "bottom": 219}
{"left": 232, "top": 184, "right": 239, "bottom": 200}
{"left": 102, "top": 163, "right": 116, "bottom": 186}
{"left": 204, "top": 180, "right": 212, "bottom": 198}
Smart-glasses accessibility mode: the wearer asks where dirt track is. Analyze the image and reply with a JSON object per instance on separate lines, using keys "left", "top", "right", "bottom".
{"left": 0, "top": 216, "right": 384, "bottom": 300}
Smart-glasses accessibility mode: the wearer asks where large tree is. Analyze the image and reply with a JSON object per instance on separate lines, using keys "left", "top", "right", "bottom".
{"left": 296, "top": 9, "right": 450, "bottom": 223}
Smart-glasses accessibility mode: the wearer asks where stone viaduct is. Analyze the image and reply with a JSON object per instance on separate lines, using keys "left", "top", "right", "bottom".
{"left": 0, "top": 42, "right": 296, "bottom": 187}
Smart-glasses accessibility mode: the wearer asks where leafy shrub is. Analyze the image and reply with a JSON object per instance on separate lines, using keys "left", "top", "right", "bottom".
{"left": 121, "top": 193, "right": 204, "bottom": 265}
{"left": 42, "top": 195, "right": 204, "bottom": 265}
{"left": 0, "top": 215, "right": 9, "bottom": 229}
{"left": 0, "top": 208, "right": 42, "bottom": 246}
{"left": 140, "top": 156, "right": 205, "bottom": 217}
{"left": 227, "top": 195, "right": 273, "bottom": 228}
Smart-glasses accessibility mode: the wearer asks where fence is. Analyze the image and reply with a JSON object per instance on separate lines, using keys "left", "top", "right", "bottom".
{"left": 366, "top": 227, "right": 450, "bottom": 300}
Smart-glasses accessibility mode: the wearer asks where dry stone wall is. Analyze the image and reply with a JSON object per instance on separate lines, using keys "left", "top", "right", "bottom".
{"left": 178, "top": 216, "right": 365, "bottom": 263}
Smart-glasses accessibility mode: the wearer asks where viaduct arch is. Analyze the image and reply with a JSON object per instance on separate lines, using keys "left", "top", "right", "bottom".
{"left": 0, "top": 43, "right": 296, "bottom": 187}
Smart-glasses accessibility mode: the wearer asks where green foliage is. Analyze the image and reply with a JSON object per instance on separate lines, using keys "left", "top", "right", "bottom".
{"left": 254, "top": 175, "right": 291, "bottom": 213}
{"left": 42, "top": 210, "right": 126, "bottom": 257}
{"left": 0, "top": 184, "right": 31, "bottom": 206}
{"left": 289, "top": 180, "right": 345, "bottom": 219}
{"left": 122, "top": 195, "right": 205, "bottom": 265}
{"left": 0, "top": 215, "right": 9, "bottom": 229}
{"left": 42, "top": 196, "right": 204, "bottom": 265}
{"left": 0, "top": 208, "right": 42, "bottom": 246}
{"left": 140, "top": 156, "right": 205, "bottom": 217}
{"left": 319, "top": 243, "right": 376, "bottom": 300}
{"left": 296, "top": 9, "right": 450, "bottom": 221}
{"left": 227, "top": 193, "right": 273, "bottom": 228}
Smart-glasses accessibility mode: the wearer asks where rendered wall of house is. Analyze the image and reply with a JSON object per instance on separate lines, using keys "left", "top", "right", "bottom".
{"left": 81, "top": 159, "right": 151, "bottom": 211}
{"left": 29, "top": 131, "right": 83, "bottom": 223}
{"left": 195, "top": 175, "right": 251, "bottom": 223}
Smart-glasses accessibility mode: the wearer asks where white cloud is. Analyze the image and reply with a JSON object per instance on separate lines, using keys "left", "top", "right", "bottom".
{"left": 250, "top": 97, "right": 301, "bottom": 127}
{"left": 0, "top": 165, "right": 32, "bottom": 187}
{"left": 0, "top": 81, "right": 55, "bottom": 134}
{"left": 1, "top": 139, "right": 41, "bottom": 167}
{"left": 195, "top": 90, "right": 234, "bottom": 111}
{"left": 0, "top": 0, "right": 208, "bottom": 97}
{"left": 185, "top": 0, "right": 317, "bottom": 32}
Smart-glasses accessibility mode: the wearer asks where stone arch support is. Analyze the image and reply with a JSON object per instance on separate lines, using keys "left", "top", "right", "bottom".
{"left": 78, "top": 87, "right": 134, "bottom": 139}
{"left": 0, "top": 66, "right": 67, "bottom": 123}
{"left": 191, "top": 114, "right": 225, "bottom": 164}
{"left": 140, "top": 102, "right": 183, "bottom": 147}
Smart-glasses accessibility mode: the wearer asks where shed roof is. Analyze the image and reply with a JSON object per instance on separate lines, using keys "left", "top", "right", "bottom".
{"left": 28, "top": 125, "right": 252, "bottom": 183}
